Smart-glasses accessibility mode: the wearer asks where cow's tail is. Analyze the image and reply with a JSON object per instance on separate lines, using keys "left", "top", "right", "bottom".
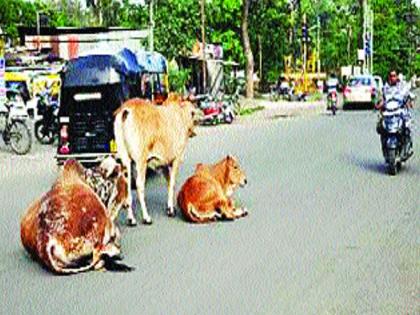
{"left": 46, "top": 238, "right": 97, "bottom": 274}
{"left": 187, "top": 203, "right": 218, "bottom": 224}
{"left": 113, "top": 107, "right": 131, "bottom": 160}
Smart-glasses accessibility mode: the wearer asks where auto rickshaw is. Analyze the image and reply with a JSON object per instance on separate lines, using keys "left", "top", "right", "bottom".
{"left": 4, "top": 71, "right": 34, "bottom": 116}
{"left": 55, "top": 49, "right": 142, "bottom": 165}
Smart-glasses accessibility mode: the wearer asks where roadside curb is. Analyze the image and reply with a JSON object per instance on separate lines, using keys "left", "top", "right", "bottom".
{"left": 238, "top": 97, "right": 326, "bottom": 122}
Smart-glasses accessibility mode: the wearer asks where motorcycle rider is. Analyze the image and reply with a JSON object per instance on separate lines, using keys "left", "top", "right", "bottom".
{"left": 326, "top": 73, "right": 339, "bottom": 110}
{"left": 376, "top": 70, "right": 414, "bottom": 158}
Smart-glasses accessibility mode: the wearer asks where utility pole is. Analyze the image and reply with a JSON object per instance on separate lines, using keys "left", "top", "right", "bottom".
{"left": 303, "top": 13, "right": 307, "bottom": 75}
{"left": 258, "top": 35, "right": 262, "bottom": 85}
{"left": 200, "top": 0, "right": 206, "bottom": 93}
{"left": 362, "top": 1, "right": 373, "bottom": 74}
{"left": 36, "top": 12, "right": 40, "bottom": 37}
{"left": 347, "top": 25, "right": 352, "bottom": 64}
{"left": 370, "top": 8, "right": 373, "bottom": 74}
{"left": 149, "top": 0, "right": 154, "bottom": 52}
{"left": 302, "top": 13, "right": 308, "bottom": 92}
{"left": 316, "top": 16, "right": 320, "bottom": 78}
{"left": 0, "top": 27, "right": 6, "bottom": 107}
{"left": 148, "top": 0, "right": 155, "bottom": 100}
{"left": 362, "top": 0, "right": 367, "bottom": 74}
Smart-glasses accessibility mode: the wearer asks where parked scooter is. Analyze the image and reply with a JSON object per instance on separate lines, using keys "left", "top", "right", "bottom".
{"left": 199, "top": 98, "right": 235, "bottom": 125}
{"left": 34, "top": 89, "right": 59, "bottom": 145}
{"left": 270, "top": 80, "right": 290, "bottom": 101}
{"left": 0, "top": 89, "right": 32, "bottom": 155}
{"left": 199, "top": 94, "right": 236, "bottom": 125}
{"left": 377, "top": 87, "right": 414, "bottom": 175}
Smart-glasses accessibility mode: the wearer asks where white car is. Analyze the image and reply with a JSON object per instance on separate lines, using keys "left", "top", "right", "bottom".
{"left": 343, "top": 75, "right": 379, "bottom": 108}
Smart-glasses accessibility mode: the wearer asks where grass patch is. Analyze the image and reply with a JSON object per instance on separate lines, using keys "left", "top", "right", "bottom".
{"left": 239, "top": 106, "right": 265, "bottom": 116}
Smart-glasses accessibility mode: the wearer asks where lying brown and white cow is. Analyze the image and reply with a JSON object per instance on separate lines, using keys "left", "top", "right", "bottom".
{"left": 114, "top": 95, "right": 197, "bottom": 225}
{"left": 20, "top": 157, "right": 132, "bottom": 274}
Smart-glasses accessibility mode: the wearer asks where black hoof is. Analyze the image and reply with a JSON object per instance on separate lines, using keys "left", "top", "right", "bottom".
{"left": 142, "top": 218, "right": 153, "bottom": 225}
{"left": 167, "top": 207, "right": 176, "bottom": 217}
{"left": 127, "top": 218, "right": 137, "bottom": 227}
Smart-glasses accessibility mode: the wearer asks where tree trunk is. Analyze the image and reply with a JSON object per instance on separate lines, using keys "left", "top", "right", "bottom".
{"left": 241, "top": 0, "right": 254, "bottom": 98}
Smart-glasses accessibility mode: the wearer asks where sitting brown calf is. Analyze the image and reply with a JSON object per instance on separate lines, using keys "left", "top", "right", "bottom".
{"left": 20, "top": 157, "right": 132, "bottom": 274}
{"left": 177, "top": 155, "right": 248, "bottom": 223}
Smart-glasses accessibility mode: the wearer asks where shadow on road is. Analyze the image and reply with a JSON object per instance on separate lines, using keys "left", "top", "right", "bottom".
{"left": 342, "top": 103, "right": 375, "bottom": 111}
{"left": 342, "top": 154, "right": 386, "bottom": 174}
{"left": 343, "top": 153, "right": 420, "bottom": 176}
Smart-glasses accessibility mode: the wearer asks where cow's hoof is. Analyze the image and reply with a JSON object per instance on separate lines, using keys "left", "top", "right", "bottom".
{"left": 127, "top": 218, "right": 137, "bottom": 227}
{"left": 241, "top": 208, "right": 249, "bottom": 217}
{"left": 142, "top": 218, "right": 153, "bottom": 225}
{"left": 167, "top": 207, "right": 176, "bottom": 217}
{"left": 112, "top": 253, "right": 124, "bottom": 261}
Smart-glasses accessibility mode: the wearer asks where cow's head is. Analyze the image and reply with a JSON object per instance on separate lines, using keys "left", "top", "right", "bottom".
{"left": 222, "top": 155, "right": 248, "bottom": 193}
{"left": 179, "top": 100, "right": 200, "bottom": 138}
{"left": 84, "top": 157, "right": 129, "bottom": 220}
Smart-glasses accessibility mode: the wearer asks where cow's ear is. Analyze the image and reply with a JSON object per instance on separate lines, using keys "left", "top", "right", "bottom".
{"left": 112, "top": 164, "right": 122, "bottom": 178}
{"left": 99, "top": 157, "right": 119, "bottom": 178}
{"left": 106, "top": 164, "right": 121, "bottom": 179}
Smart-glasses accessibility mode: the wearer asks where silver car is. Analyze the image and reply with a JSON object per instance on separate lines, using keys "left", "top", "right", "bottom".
{"left": 343, "top": 75, "right": 380, "bottom": 108}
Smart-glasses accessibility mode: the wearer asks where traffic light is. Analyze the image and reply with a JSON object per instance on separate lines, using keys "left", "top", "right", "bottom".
{"left": 302, "top": 23, "right": 308, "bottom": 42}
{"left": 39, "top": 13, "right": 49, "bottom": 27}
{"left": 365, "top": 34, "right": 371, "bottom": 56}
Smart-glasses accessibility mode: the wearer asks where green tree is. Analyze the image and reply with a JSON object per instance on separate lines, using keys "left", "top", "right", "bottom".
{"left": 0, "top": 0, "right": 36, "bottom": 39}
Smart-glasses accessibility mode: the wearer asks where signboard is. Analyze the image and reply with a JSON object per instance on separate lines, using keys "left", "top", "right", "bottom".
{"left": 357, "top": 49, "right": 365, "bottom": 61}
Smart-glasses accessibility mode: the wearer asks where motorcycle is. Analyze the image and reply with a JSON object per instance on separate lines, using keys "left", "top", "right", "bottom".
{"left": 0, "top": 89, "right": 32, "bottom": 155}
{"left": 327, "top": 90, "right": 338, "bottom": 115}
{"left": 199, "top": 95, "right": 236, "bottom": 125}
{"left": 377, "top": 88, "right": 414, "bottom": 175}
{"left": 270, "top": 81, "right": 291, "bottom": 101}
{"left": 34, "top": 90, "right": 59, "bottom": 145}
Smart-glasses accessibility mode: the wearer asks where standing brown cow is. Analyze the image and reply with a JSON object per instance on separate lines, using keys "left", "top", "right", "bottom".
{"left": 114, "top": 96, "right": 197, "bottom": 225}
{"left": 20, "top": 158, "right": 131, "bottom": 274}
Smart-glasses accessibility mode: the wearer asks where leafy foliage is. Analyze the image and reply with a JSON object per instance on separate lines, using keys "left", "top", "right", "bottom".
{"left": 0, "top": 0, "right": 418, "bottom": 83}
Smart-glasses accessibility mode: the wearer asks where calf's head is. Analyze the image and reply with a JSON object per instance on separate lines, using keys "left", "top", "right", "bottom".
{"left": 222, "top": 155, "right": 248, "bottom": 191}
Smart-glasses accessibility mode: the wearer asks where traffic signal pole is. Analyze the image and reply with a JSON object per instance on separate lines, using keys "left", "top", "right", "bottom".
{"left": 362, "top": 1, "right": 374, "bottom": 74}
{"left": 363, "top": 0, "right": 367, "bottom": 73}
{"left": 370, "top": 9, "right": 373, "bottom": 74}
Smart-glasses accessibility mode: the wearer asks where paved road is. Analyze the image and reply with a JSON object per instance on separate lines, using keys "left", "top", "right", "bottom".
{"left": 1, "top": 108, "right": 419, "bottom": 314}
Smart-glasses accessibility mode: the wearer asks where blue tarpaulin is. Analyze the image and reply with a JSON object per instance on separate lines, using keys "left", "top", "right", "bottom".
{"left": 117, "top": 48, "right": 143, "bottom": 77}
{"left": 136, "top": 51, "right": 167, "bottom": 73}
{"left": 63, "top": 48, "right": 167, "bottom": 87}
